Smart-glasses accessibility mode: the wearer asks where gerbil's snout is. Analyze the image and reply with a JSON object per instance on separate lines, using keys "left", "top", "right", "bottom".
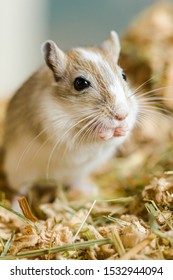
{"left": 114, "top": 112, "right": 128, "bottom": 121}
{"left": 94, "top": 109, "right": 130, "bottom": 141}
{"left": 95, "top": 101, "right": 131, "bottom": 141}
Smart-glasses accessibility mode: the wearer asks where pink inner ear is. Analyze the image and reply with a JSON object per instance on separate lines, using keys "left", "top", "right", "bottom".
{"left": 101, "top": 31, "right": 121, "bottom": 62}
{"left": 42, "top": 41, "right": 56, "bottom": 70}
{"left": 42, "top": 40, "right": 66, "bottom": 79}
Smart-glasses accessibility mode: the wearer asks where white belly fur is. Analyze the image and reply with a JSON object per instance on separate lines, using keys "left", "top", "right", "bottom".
{"left": 4, "top": 133, "right": 125, "bottom": 191}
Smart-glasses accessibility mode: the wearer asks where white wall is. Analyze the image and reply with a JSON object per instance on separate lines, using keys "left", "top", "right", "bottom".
{"left": 0, "top": 0, "right": 49, "bottom": 100}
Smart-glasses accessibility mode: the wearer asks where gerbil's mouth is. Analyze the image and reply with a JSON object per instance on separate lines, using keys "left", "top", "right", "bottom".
{"left": 95, "top": 124, "right": 129, "bottom": 141}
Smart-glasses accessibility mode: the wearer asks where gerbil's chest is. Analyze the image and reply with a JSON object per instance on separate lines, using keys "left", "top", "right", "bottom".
{"left": 49, "top": 139, "right": 120, "bottom": 171}
{"left": 47, "top": 140, "right": 118, "bottom": 179}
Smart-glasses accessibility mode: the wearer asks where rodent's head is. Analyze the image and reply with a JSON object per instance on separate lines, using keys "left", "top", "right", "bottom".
{"left": 41, "top": 31, "right": 138, "bottom": 142}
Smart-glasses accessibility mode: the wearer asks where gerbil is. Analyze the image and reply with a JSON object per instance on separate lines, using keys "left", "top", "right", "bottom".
{"left": 3, "top": 31, "right": 138, "bottom": 195}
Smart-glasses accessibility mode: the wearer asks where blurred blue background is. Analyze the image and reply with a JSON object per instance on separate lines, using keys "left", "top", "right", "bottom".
{"left": 0, "top": 0, "right": 172, "bottom": 99}
{"left": 49, "top": 0, "right": 159, "bottom": 48}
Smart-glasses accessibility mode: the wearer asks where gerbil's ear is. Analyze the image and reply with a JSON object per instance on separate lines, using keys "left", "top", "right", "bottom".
{"left": 101, "top": 31, "right": 121, "bottom": 63}
{"left": 41, "top": 40, "right": 66, "bottom": 81}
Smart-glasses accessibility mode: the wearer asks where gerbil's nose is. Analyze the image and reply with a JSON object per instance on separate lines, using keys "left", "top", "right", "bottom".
{"left": 114, "top": 112, "right": 128, "bottom": 121}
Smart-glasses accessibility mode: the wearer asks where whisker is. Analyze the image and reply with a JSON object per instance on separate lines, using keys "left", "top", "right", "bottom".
{"left": 16, "top": 114, "right": 74, "bottom": 166}
{"left": 135, "top": 85, "right": 173, "bottom": 99}
{"left": 138, "top": 108, "right": 173, "bottom": 123}
{"left": 74, "top": 123, "right": 95, "bottom": 151}
{"left": 137, "top": 102, "right": 172, "bottom": 109}
{"left": 81, "top": 119, "right": 100, "bottom": 146}
{"left": 15, "top": 124, "right": 56, "bottom": 172}
{"left": 137, "top": 112, "right": 160, "bottom": 128}
{"left": 46, "top": 113, "right": 100, "bottom": 180}
{"left": 61, "top": 113, "right": 101, "bottom": 157}
{"left": 77, "top": 116, "right": 103, "bottom": 148}
{"left": 16, "top": 111, "right": 95, "bottom": 171}
{"left": 138, "top": 105, "right": 173, "bottom": 117}
{"left": 135, "top": 118, "right": 147, "bottom": 129}
{"left": 130, "top": 77, "right": 155, "bottom": 98}
{"left": 32, "top": 112, "right": 100, "bottom": 163}
{"left": 137, "top": 97, "right": 173, "bottom": 102}
{"left": 72, "top": 116, "right": 100, "bottom": 146}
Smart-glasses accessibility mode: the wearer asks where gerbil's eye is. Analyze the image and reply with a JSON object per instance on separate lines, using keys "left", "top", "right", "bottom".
{"left": 74, "top": 77, "right": 90, "bottom": 91}
{"left": 122, "top": 71, "right": 127, "bottom": 81}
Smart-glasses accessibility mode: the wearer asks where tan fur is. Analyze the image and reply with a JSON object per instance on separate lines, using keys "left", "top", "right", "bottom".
{"left": 3, "top": 31, "right": 138, "bottom": 194}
